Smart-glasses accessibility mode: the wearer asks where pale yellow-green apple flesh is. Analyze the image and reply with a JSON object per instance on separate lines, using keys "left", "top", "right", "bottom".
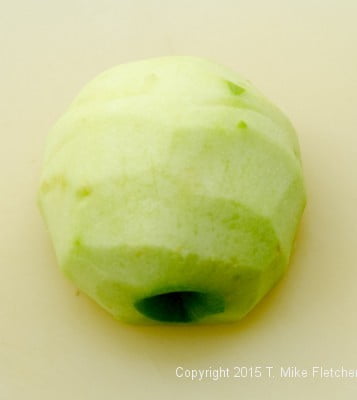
{"left": 38, "top": 56, "right": 306, "bottom": 324}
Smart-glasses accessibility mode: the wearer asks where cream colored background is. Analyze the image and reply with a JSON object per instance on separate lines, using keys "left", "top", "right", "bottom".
{"left": 1, "top": 0, "right": 357, "bottom": 399}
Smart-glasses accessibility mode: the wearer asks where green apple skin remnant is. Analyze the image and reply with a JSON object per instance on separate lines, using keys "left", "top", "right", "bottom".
{"left": 38, "top": 57, "right": 306, "bottom": 324}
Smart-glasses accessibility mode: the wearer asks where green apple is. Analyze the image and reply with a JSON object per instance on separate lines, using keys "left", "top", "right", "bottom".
{"left": 38, "top": 56, "right": 306, "bottom": 324}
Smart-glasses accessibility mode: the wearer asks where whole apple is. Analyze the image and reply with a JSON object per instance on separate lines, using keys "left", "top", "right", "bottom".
{"left": 38, "top": 57, "right": 306, "bottom": 324}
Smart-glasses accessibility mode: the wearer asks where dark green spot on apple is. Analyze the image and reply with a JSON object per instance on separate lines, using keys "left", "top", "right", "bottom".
{"left": 237, "top": 120, "right": 248, "bottom": 129}
{"left": 226, "top": 80, "right": 245, "bottom": 95}
{"left": 76, "top": 186, "right": 92, "bottom": 198}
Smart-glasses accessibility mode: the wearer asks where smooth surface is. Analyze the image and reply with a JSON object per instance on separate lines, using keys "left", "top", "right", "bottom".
{"left": 1, "top": 1, "right": 357, "bottom": 399}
